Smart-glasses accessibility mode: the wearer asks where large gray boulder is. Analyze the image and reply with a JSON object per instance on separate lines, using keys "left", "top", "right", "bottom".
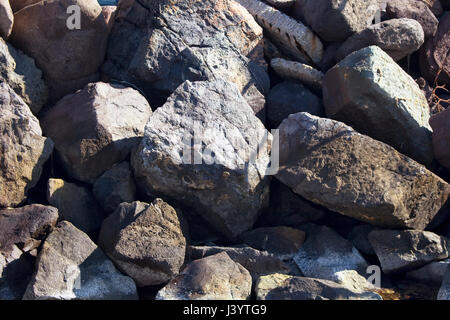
{"left": 132, "top": 80, "right": 272, "bottom": 239}
{"left": 275, "top": 112, "right": 450, "bottom": 230}
{"left": 41, "top": 82, "right": 152, "bottom": 183}
{"left": 323, "top": 46, "right": 433, "bottom": 166}
{"left": 98, "top": 200, "right": 188, "bottom": 287}
{"left": 0, "top": 82, "right": 53, "bottom": 208}
{"left": 23, "top": 221, "right": 138, "bottom": 300}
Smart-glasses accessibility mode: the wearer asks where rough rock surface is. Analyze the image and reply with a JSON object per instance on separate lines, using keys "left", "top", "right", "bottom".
{"left": 368, "top": 230, "right": 450, "bottom": 274}
{"left": 323, "top": 46, "right": 433, "bottom": 166}
{"left": 0, "top": 38, "right": 48, "bottom": 114}
{"left": 438, "top": 265, "right": 450, "bottom": 300}
{"left": 275, "top": 112, "right": 450, "bottom": 230}
{"left": 98, "top": 200, "right": 188, "bottom": 287}
{"left": 293, "top": 0, "right": 378, "bottom": 42}
{"left": 429, "top": 105, "right": 450, "bottom": 170}
{"left": 336, "top": 19, "right": 425, "bottom": 62}
{"left": 270, "top": 58, "right": 324, "bottom": 90}
{"left": 156, "top": 252, "right": 252, "bottom": 300}
{"left": 0, "top": 0, "right": 13, "bottom": 39}
{"left": 47, "top": 179, "right": 105, "bottom": 235}
{"left": 255, "top": 273, "right": 382, "bottom": 300}
{"left": 0, "top": 82, "right": 54, "bottom": 208}
{"left": 41, "top": 82, "right": 152, "bottom": 183}
{"left": 10, "top": 0, "right": 109, "bottom": 102}
{"left": 93, "top": 162, "right": 137, "bottom": 214}
{"left": 132, "top": 80, "right": 272, "bottom": 239}
{"left": 24, "top": 221, "right": 138, "bottom": 300}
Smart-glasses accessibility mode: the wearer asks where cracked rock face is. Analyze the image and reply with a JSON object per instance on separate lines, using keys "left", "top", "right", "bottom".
{"left": 103, "top": 0, "right": 269, "bottom": 113}
{"left": 275, "top": 112, "right": 450, "bottom": 230}
{"left": 131, "top": 79, "right": 272, "bottom": 239}
{"left": 0, "top": 82, "right": 54, "bottom": 208}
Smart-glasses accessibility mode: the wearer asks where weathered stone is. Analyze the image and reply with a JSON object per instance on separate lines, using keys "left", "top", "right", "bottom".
{"left": 386, "top": 0, "right": 439, "bottom": 38}
{"left": 103, "top": 0, "right": 269, "bottom": 112}
{"left": 275, "top": 112, "right": 450, "bottom": 230}
{"left": 293, "top": 0, "right": 378, "bottom": 42}
{"left": 405, "top": 258, "right": 450, "bottom": 285}
{"left": 336, "top": 19, "right": 425, "bottom": 62}
{"left": 236, "top": 0, "right": 323, "bottom": 64}
{"left": 430, "top": 105, "right": 450, "bottom": 170}
{"left": 0, "top": 38, "right": 48, "bottom": 114}
{"left": 0, "top": 0, "right": 13, "bottom": 39}
{"left": 438, "top": 265, "right": 450, "bottom": 300}
{"left": 156, "top": 252, "right": 252, "bottom": 300}
{"left": 0, "top": 82, "right": 54, "bottom": 208}
{"left": 368, "top": 229, "right": 450, "bottom": 274}
{"left": 270, "top": 58, "right": 324, "bottom": 90}
{"left": 24, "top": 221, "right": 138, "bottom": 300}
{"left": 188, "top": 245, "right": 289, "bottom": 280}
{"left": 266, "top": 80, "right": 323, "bottom": 129}
{"left": 240, "top": 227, "right": 305, "bottom": 258}
{"left": 324, "top": 46, "right": 433, "bottom": 166}
{"left": 132, "top": 80, "right": 272, "bottom": 239}
{"left": 255, "top": 273, "right": 382, "bottom": 300}
{"left": 10, "top": 0, "right": 109, "bottom": 102}
{"left": 41, "top": 82, "right": 152, "bottom": 183}
{"left": 99, "top": 200, "right": 188, "bottom": 287}
{"left": 47, "top": 179, "right": 104, "bottom": 235}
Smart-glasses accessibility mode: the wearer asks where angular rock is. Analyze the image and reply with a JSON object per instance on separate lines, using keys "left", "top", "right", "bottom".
{"left": 255, "top": 273, "right": 382, "bottom": 300}
{"left": 405, "top": 258, "right": 450, "bottom": 285}
{"left": 275, "top": 112, "right": 450, "bottom": 230}
{"left": 240, "top": 226, "right": 305, "bottom": 258}
{"left": 93, "top": 162, "right": 137, "bottom": 214}
{"left": 438, "top": 265, "right": 450, "bottom": 300}
{"left": 386, "top": 0, "right": 439, "bottom": 38}
{"left": 98, "top": 200, "right": 188, "bottom": 287}
{"left": 324, "top": 46, "right": 433, "bottom": 166}
{"left": 188, "top": 245, "right": 289, "bottom": 280}
{"left": 336, "top": 19, "right": 425, "bottom": 62}
{"left": 266, "top": 80, "right": 323, "bottom": 129}
{"left": 236, "top": 0, "right": 323, "bottom": 64}
{"left": 0, "top": 0, "right": 13, "bottom": 39}
{"left": 24, "top": 221, "right": 138, "bottom": 300}
{"left": 132, "top": 80, "right": 272, "bottom": 239}
{"left": 270, "top": 58, "right": 324, "bottom": 90}
{"left": 419, "top": 12, "right": 450, "bottom": 85}
{"left": 293, "top": 0, "right": 378, "bottom": 42}
{"left": 10, "top": 0, "right": 109, "bottom": 102}
{"left": 103, "top": 0, "right": 269, "bottom": 112}
{"left": 0, "top": 38, "right": 48, "bottom": 114}
{"left": 368, "top": 229, "right": 450, "bottom": 274}
{"left": 156, "top": 252, "right": 252, "bottom": 300}
{"left": 47, "top": 179, "right": 104, "bottom": 235}
{"left": 293, "top": 224, "right": 369, "bottom": 282}
{"left": 0, "top": 82, "right": 54, "bottom": 208}
{"left": 41, "top": 82, "right": 152, "bottom": 183}
{"left": 430, "top": 101, "right": 450, "bottom": 170}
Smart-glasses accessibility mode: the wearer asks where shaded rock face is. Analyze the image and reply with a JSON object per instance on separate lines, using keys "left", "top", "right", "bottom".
{"left": 103, "top": 0, "right": 269, "bottom": 111}
{"left": 438, "top": 266, "right": 450, "bottom": 300}
{"left": 0, "top": 38, "right": 48, "bottom": 114}
{"left": 405, "top": 259, "right": 450, "bottom": 285}
{"left": 386, "top": 0, "right": 439, "bottom": 39}
{"left": 9, "top": 0, "right": 41, "bottom": 12}
{"left": 347, "top": 224, "right": 376, "bottom": 256}
{"left": 419, "top": 12, "right": 450, "bottom": 86}
{"left": 336, "top": 19, "right": 425, "bottom": 62}
{"left": 9, "top": 0, "right": 109, "bottom": 102}
{"left": 24, "top": 221, "right": 138, "bottom": 300}
{"left": 41, "top": 82, "right": 152, "bottom": 183}
{"left": 323, "top": 46, "right": 433, "bottom": 166}
{"left": 132, "top": 80, "right": 272, "bottom": 240}
{"left": 430, "top": 107, "right": 450, "bottom": 170}
{"left": 156, "top": 252, "right": 252, "bottom": 300}
{"left": 0, "top": 0, "right": 13, "bottom": 39}
{"left": 293, "top": 0, "right": 378, "bottom": 42}
{"left": 0, "top": 82, "right": 54, "bottom": 208}
{"left": 98, "top": 200, "right": 188, "bottom": 287}
{"left": 255, "top": 274, "right": 382, "bottom": 300}
{"left": 368, "top": 230, "right": 450, "bottom": 274}
{"left": 47, "top": 179, "right": 105, "bottom": 235}
{"left": 266, "top": 80, "right": 323, "bottom": 129}
{"left": 93, "top": 162, "right": 137, "bottom": 214}
{"left": 275, "top": 112, "right": 450, "bottom": 230}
